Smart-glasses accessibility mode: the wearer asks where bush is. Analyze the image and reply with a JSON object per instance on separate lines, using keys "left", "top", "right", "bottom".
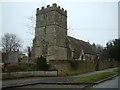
{"left": 19, "top": 63, "right": 37, "bottom": 71}
{"left": 36, "top": 56, "right": 47, "bottom": 71}
{"left": 69, "top": 60, "right": 79, "bottom": 69}
{"left": 6, "top": 64, "right": 20, "bottom": 72}
{"left": 19, "top": 63, "right": 30, "bottom": 71}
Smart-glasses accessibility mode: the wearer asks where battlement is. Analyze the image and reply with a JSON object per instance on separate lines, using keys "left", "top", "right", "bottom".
{"left": 36, "top": 3, "right": 67, "bottom": 17}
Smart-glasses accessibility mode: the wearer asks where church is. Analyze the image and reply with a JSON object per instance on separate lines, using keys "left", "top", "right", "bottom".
{"left": 31, "top": 3, "right": 96, "bottom": 63}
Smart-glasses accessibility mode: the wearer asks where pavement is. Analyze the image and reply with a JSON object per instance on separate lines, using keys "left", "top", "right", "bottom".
{"left": 2, "top": 67, "right": 119, "bottom": 89}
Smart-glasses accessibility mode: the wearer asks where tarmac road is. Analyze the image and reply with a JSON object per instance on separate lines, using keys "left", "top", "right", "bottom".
{"left": 16, "top": 75, "right": 119, "bottom": 89}
{"left": 15, "top": 84, "right": 84, "bottom": 88}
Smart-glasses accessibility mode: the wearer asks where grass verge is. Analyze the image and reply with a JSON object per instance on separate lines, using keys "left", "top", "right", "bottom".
{"left": 74, "top": 72, "right": 118, "bottom": 83}
{"left": 113, "top": 67, "right": 120, "bottom": 74}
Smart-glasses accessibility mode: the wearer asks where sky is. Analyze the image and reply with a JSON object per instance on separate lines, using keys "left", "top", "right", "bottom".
{"left": 0, "top": 0, "right": 119, "bottom": 51}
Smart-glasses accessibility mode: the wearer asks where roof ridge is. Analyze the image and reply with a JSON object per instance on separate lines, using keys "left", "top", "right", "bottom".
{"left": 67, "top": 36, "right": 89, "bottom": 44}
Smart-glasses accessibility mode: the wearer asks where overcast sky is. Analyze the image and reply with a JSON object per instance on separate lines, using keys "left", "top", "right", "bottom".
{"left": 0, "top": 0, "right": 119, "bottom": 51}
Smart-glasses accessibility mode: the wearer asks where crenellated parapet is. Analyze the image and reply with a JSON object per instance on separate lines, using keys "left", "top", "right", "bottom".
{"left": 32, "top": 3, "right": 68, "bottom": 62}
{"left": 36, "top": 3, "right": 67, "bottom": 17}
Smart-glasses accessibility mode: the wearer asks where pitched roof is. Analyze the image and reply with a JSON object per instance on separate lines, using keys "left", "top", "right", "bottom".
{"left": 67, "top": 36, "right": 96, "bottom": 59}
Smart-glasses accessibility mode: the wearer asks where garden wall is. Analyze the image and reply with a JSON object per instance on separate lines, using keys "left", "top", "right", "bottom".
{"left": 49, "top": 60, "right": 119, "bottom": 76}
{"left": 2, "top": 71, "right": 58, "bottom": 80}
{"left": 2, "top": 60, "right": 119, "bottom": 79}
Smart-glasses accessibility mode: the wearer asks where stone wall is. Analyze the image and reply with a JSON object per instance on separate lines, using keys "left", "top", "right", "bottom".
{"left": 2, "top": 71, "right": 58, "bottom": 80}
{"left": 49, "top": 60, "right": 119, "bottom": 76}
{"left": 2, "top": 51, "right": 18, "bottom": 63}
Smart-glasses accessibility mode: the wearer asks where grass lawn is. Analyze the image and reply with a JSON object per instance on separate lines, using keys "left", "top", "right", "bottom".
{"left": 74, "top": 72, "right": 118, "bottom": 83}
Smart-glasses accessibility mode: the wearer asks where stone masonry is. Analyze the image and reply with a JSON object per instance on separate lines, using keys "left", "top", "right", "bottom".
{"left": 32, "top": 3, "right": 68, "bottom": 62}
{"left": 31, "top": 3, "right": 96, "bottom": 64}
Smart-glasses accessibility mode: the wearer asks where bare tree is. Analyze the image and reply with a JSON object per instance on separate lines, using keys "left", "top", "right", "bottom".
{"left": 26, "top": 3, "right": 46, "bottom": 36}
{"left": 1, "top": 33, "right": 22, "bottom": 52}
{"left": 26, "top": 16, "right": 36, "bottom": 35}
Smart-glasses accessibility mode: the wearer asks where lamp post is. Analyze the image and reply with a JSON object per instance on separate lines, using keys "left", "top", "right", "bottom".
{"left": 95, "top": 54, "right": 100, "bottom": 71}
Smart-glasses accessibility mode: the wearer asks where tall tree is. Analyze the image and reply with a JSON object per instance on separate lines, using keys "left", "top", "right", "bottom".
{"left": 106, "top": 38, "right": 120, "bottom": 61}
{"left": 91, "top": 43, "right": 104, "bottom": 54}
{"left": 1, "top": 33, "right": 22, "bottom": 52}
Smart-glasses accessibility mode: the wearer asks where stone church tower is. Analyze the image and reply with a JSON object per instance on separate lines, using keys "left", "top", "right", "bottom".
{"left": 32, "top": 3, "right": 68, "bottom": 62}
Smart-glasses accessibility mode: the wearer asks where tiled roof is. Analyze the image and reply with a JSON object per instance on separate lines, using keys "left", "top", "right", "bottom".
{"left": 67, "top": 36, "right": 96, "bottom": 59}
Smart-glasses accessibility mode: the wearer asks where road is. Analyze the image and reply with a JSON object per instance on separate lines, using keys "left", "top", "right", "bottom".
{"left": 15, "top": 84, "right": 84, "bottom": 88}
{"left": 7, "top": 76, "right": 119, "bottom": 89}
{"left": 14, "top": 75, "right": 119, "bottom": 89}
{"left": 92, "top": 75, "right": 120, "bottom": 88}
